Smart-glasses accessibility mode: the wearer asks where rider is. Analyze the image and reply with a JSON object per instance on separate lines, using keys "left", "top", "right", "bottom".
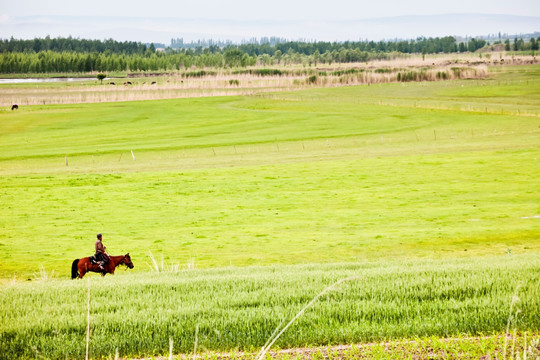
{"left": 94, "top": 233, "right": 110, "bottom": 270}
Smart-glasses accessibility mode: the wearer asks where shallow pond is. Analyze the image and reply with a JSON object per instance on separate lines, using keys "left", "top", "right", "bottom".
{"left": 0, "top": 78, "right": 98, "bottom": 84}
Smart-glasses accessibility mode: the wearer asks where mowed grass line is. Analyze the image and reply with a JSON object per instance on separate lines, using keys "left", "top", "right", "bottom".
{"left": 1, "top": 256, "right": 539, "bottom": 359}
{"left": 1, "top": 66, "right": 540, "bottom": 162}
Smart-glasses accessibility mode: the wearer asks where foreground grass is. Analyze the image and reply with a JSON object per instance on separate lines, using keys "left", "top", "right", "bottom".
{"left": 0, "top": 256, "right": 539, "bottom": 359}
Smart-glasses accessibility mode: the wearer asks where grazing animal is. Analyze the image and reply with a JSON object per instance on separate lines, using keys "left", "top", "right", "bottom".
{"left": 11, "top": 104, "right": 18, "bottom": 110}
{"left": 71, "top": 253, "right": 134, "bottom": 279}
{"left": 109, "top": 82, "right": 116, "bottom": 85}
{"left": 124, "top": 81, "right": 132, "bottom": 85}
{"left": 151, "top": 81, "right": 157, "bottom": 85}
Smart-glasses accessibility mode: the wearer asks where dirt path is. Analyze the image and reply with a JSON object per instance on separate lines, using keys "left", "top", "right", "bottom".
{"left": 138, "top": 333, "right": 540, "bottom": 360}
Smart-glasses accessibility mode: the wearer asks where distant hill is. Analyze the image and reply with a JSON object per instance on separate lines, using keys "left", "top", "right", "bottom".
{"left": 1, "top": 13, "right": 538, "bottom": 44}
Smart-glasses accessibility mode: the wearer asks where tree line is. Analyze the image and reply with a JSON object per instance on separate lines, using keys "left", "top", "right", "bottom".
{"left": 0, "top": 36, "right": 155, "bottom": 55}
{"left": 236, "top": 36, "right": 461, "bottom": 56}
{"left": 0, "top": 36, "right": 537, "bottom": 74}
{"left": 0, "top": 36, "right": 463, "bottom": 55}
{"left": 503, "top": 37, "right": 540, "bottom": 51}
{"left": 0, "top": 48, "right": 395, "bottom": 73}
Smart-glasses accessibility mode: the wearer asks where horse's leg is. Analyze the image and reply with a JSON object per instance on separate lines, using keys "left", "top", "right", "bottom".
{"left": 79, "top": 262, "right": 87, "bottom": 279}
{"left": 106, "top": 260, "right": 114, "bottom": 276}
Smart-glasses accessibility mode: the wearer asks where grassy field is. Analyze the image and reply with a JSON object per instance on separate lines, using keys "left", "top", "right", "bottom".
{"left": 0, "top": 64, "right": 539, "bottom": 358}
{"left": 0, "top": 65, "right": 539, "bottom": 279}
{"left": 1, "top": 256, "right": 539, "bottom": 359}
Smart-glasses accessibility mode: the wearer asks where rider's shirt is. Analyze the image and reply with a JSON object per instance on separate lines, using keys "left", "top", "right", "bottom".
{"left": 95, "top": 240, "right": 106, "bottom": 254}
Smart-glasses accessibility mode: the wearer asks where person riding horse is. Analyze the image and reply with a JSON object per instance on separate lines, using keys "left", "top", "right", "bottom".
{"left": 95, "top": 233, "right": 110, "bottom": 269}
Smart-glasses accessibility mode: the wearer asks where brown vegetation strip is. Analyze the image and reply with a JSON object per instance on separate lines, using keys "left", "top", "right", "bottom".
{"left": 0, "top": 60, "right": 500, "bottom": 107}
{"left": 143, "top": 333, "right": 540, "bottom": 360}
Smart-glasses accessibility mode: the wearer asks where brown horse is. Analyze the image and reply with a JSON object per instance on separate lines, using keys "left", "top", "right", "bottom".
{"left": 71, "top": 253, "right": 134, "bottom": 279}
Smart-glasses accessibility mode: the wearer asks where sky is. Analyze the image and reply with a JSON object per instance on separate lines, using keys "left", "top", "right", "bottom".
{"left": 1, "top": 0, "right": 539, "bottom": 43}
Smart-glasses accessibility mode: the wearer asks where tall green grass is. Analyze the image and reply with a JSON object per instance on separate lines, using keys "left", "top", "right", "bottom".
{"left": 0, "top": 255, "right": 539, "bottom": 359}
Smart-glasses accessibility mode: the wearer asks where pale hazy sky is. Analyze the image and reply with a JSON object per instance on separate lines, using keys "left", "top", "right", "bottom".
{"left": 2, "top": 0, "right": 539, "bottom": 19}
{"left": 1, "top": 0, "right": 539, "bottom": 42}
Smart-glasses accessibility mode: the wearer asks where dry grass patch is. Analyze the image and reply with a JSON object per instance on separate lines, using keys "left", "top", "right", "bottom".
{"left": 2, "top": 52, "right": 534, "bottom": 107}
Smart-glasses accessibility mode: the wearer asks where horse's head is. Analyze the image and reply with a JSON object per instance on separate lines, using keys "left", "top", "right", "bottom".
{"left": 122, "top": 253, "right": 134, "bottom": 269}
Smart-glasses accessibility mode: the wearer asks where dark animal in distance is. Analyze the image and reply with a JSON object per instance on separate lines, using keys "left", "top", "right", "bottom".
{"left": 151, "top": 81, "right": 157, "bottom": 85}
{"left": 124, "top": 81, "right": 132, "bottom": 85}
{"left": 11, "top": 104, "right": 18, "bottom": 110}
{"left": 71, "top": 253, "right": 134, "bottom": 279}
{"left": 109, "top": 82, "right": 115, "bottom": 85}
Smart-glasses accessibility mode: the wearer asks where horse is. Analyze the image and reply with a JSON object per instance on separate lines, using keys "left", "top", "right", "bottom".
{"left": 71, "top": 253, "right": 134, "bottom": 279}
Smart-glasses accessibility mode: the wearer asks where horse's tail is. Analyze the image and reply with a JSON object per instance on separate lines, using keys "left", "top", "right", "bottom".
{"left": 71, "top": 259, "right": 79, "bottom": 279}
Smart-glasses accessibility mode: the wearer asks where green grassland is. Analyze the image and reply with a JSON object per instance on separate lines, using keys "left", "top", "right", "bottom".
{"left": 0, "top": 65, "right": 539, "bottom": 278}
{"left": 0, "top": 65, "right": 539, "bottom": 359}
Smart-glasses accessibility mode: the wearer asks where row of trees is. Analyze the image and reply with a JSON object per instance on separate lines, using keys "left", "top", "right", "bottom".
{"left": 503, "top": 37, "right": 540, "bottom": 51}
{"left": 0, "top": 48, "right": 398, "bottom": 73}
{"left": 236, "top": 36, "right": 463, "bottom": 56}
{"left": 0, "top": 36, "right": 155, "bottom": 55}
{"left": 1, "top": 36, "right": 537, "bottom": 74}
{"left": 170, "top": 37, "right": 288, "bottom": 49}
{"left": 2, "top": 36, "right": 487, "bottom": 56}
{"left": 457, "top": 38, "right": 487, "bottom": 53}
{"left": 0, "top": 50, "right": 261, "bottom": 73}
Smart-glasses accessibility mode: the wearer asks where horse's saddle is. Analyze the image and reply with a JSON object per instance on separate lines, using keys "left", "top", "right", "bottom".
{"left": 90, "top": 253, "right": 109, "bottom": 265}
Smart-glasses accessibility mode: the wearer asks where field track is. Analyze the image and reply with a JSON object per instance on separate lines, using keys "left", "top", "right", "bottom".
{"left": 159, "top": 333, "right": 540, "bottom": 360}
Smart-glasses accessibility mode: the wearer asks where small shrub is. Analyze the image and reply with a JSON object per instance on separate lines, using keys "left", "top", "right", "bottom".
{"left": 332, "top": 68, "right": 361, "bottom": 76}
{"left": 252, "top": 68, "right": 282, "bottom": 76}
{"left": 96, "top": 73, "right": 107, "bottom": 84}
{"left": 398, "top": 71, "right": 418, "bottom": 82}
{"left": 451, "top": 67, "right": 462, "bottom": 77}
{"left": 184, "top": 70, "right": 217, "bottom": 78}
{"left": 229, "top": 79, "right": 240, "bottom": 86}
{"left": 436, "top": 71, "right": 448, "bottom": 80}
